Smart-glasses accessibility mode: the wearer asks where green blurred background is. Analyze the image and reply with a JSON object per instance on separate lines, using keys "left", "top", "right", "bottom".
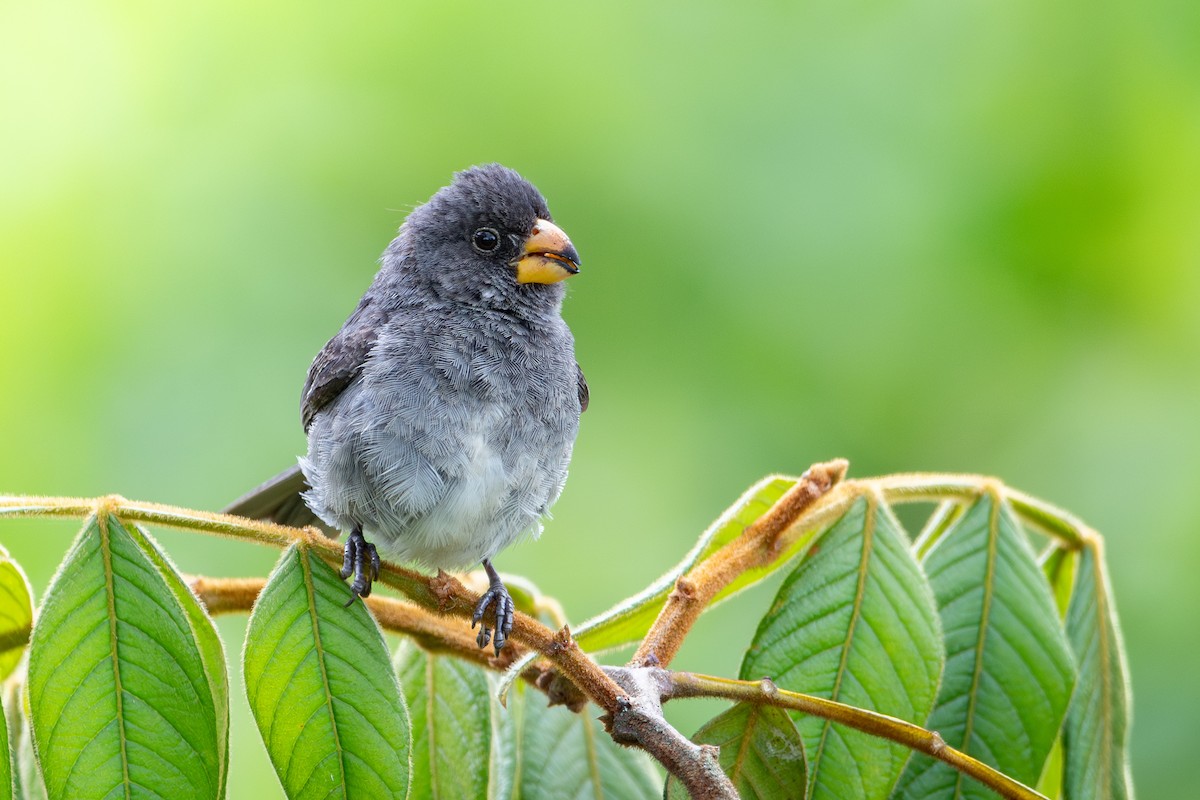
{"left": 2, "top": 0, "right": 1197, "bottom": 796}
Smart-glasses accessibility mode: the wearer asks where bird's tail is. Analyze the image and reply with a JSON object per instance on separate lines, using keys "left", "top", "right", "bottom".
{"left": 224, "top": 464, "right": 336, "bottom": 536}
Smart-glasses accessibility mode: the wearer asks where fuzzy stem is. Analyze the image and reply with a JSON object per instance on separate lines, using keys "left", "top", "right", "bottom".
{"left": 0, "top": 494, "right": 628, "bottom": 713}
{"left": 188, "top": 574, "right": 546, "bottom": 682}
{"left": 666, "top": 672, "right": 1048, "bottom": 800}
{"left": 629, "top": 459, "right": 848, "bottom": 668}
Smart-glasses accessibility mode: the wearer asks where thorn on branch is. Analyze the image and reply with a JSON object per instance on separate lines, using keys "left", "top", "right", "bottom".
{"left": 548, "top": 624, "right": 576, "bottom": 655}
{"left": 671, "top": 576, "right": 697, "bottom": 601}
{"left": 430, "top": 569, "right": 459, "bottom": 611}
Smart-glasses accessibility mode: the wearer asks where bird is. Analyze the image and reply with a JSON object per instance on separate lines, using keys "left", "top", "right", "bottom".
{"left": 226, "top": 164, "right": 586, "bottom": 654}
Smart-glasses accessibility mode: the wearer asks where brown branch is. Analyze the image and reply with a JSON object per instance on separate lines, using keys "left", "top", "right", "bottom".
{"left": 665, "top": 671, "right": 1048, "bottom": 800}
{"left": 630, "top": 459, "right": 848, "bottom": 668}
{"left": 3, "top": 470, "right": 1085, "bottom": 798}
{"left": 603, "top": 667, "right": 737, "bottom": 799}
{"left": 188, "top": 576, "right": 264, "bottom": 614}
{"left": 0, "top": 495, "right": 629, "bottom": 716}
{"left": 188, "top": 575, "right": 548, "bottom": 687}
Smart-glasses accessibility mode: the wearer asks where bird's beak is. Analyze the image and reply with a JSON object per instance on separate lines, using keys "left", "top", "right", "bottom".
{"left": 514, "top": 219, "right": 581, "bottom": 284}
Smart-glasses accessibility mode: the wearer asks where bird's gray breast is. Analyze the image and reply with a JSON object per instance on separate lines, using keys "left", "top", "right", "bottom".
{"left": 300, "top": 309, "right": 580, "bottom": 568}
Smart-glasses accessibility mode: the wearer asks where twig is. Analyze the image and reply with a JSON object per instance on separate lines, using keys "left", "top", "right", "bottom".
{"left": 603, "top": 667, "right": 737, "bottom": 799}
{"left": 0, "top": 495, "right": 629, "bottom": 715}
{"left": 188, "top": 575, "right": 545, "bottom": 683}
{"left": 629, "top": 459, "right": 848, "bottom": 668}
{"left": 664, "top": 671, "right": 1048, "bottom": 800}
{"left": 859, "top": 474, "right": 1087, "bottom": 549}
{"left": 0, "top": 468, "right": 1095, "bottom": 798}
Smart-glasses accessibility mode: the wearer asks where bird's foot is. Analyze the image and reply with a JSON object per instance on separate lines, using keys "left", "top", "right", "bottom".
{"left": 340, "top": 526, "right": 380, "bottom": 604}
{"left": 472, "top": 559, "right": 515, "bottom": 655}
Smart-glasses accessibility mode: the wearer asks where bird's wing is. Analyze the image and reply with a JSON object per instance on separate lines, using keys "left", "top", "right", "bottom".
{"left": 576, "top": 362, "right": 589, "bottom": 413}
{"left": 301, "top": 294, "right": 387, "bottom": 431}
{"left": 222, "top": 463, "right": 337, "bottom": 535}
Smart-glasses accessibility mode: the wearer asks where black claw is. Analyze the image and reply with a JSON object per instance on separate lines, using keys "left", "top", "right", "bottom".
{"left": 472, "top": 559, "right": 516, "bottom": 655}
{"left": 339, "top": 537, "right": 356, "bottom": 580}
{"left": 340, "top": 526, "right": 378, "bottom": 605}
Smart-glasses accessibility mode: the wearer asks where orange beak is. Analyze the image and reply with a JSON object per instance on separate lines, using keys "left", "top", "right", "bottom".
{"left": 513, "top": 219, "right": 581, "bottom": 284}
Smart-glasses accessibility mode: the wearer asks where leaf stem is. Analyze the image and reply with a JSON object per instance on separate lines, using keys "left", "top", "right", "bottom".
{"left": 664, "top": 671, "right": 1049, "bottom": 800}
{"left": 857, "top": 475, "right": 1087, "bottom": 549}
{"left": 0, "top": 494, "right": 628, "bottom": 713}
{"left": 629, "top": 459, "right": 849, "bottom": 669}
{"left": 188, "top": 574, "right": 546, "bottom": 685}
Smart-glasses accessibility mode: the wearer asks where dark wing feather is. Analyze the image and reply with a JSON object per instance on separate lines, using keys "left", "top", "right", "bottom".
{"left": 576, "top": 362, "right": 589, "bottom": 413}
{"left": 301, "top": 294, "right": 386, "bottom": 431}
{"left": 223, "top": 464, "right": 336, "bottom": 535}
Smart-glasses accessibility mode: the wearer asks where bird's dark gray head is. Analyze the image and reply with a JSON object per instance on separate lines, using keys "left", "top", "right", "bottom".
{"left": 387, "top": 164, "right": 580, "bottom": 316}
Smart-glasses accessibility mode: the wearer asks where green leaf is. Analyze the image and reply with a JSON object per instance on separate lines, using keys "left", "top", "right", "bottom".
{"left": 740, "top": 496, "right": 943, "bottom": 800}
{"left": 6, "top": 685, "right": 46, "bottom": 800}
{"left": 393, "top": 641, "right": 493, "bottom": 799}
{"left": 133, "top": 525, "right": 230, "bottom": 796}
{"left": 665, "top": 702, "right": 807, "bottom": 800}
{"left": 244, "top": 543, "right": 411, "bottom": 799}
{"left": 574, "top": 476, "right": 797, "bottom": 654}
{"left": 0, "top": 685, "right": 11, "bottom": 800}
{"left": 27, "top": 515, "right": 225, "bottom": 800}
{"left": 1042, "top": 544, "right": 1075, "bottom": 620}
{"left": 894, "top": 494, "right": 1075, "bottom": 798}
{"left": 0, "top": 545, "right": 32, "bottom": 682}
{"left": 1062, "top": 543, "right": 1132, "bottom": 799}
{"left": 512, "top": 681, "right": 660, "bottom": 799}
{"left": 1035, "top": 736, "right": 1064, "bottom": 799}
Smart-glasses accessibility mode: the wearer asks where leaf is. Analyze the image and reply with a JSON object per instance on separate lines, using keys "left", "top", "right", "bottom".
{"left": 1062, "top": 543, "right": 1132, "bottom": 799}
{"left": 664, "top": 702, "right": 807, "bottom": 800}
{"left": 0, "top": 545, "right": 32, "bottom": 682}
{"left": 512, "top": 681, "right": 660, "bottom": 799}
{"left": 1042, "top": 544, "right": 1075, "bottom": 620}
{"left": 393, "top": 641, "right": 493, "bottom": 799}
{"left": 740, "top": 495, "right": 943, "bottom": 800}
{"left": 6, "top": 685, "right": 46, "bottom": 800}
{"left": 244, "top": 543, "right": 411, "bottom": 799}
{"left": 27, "top": 515, "right": 225, "bottom": 800}
{"left": 894, "top": 494, "right": 1075, "bottom": 798}
{"left": 574, "top": 476, "right": 797, "bottom": 654}
{"left": 0, "top": 685, "right": 10, "bottom": 800}
{"left": 134, "top": 525, "right": 230, "bottom": 796}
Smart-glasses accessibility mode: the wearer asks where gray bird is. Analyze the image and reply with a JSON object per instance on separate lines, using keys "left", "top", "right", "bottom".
{"left": 227, "top": 164, "right": 586, "bottom": 653}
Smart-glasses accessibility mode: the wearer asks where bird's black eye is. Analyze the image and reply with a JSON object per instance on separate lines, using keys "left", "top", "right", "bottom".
{"left": 472, "top": 228, "right": 500, "bottom": 252}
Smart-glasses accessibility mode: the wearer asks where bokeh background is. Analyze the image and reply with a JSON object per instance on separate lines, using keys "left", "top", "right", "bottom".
{"left": 2, "top": 0, "right": 1197, "bottom": 795}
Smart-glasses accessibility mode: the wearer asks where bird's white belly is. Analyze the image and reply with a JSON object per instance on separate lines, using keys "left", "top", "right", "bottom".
{"left": 397, "top": 433, "right": 511, "bottom": 567}
{"left": 302, "top": 385, "right": 561, "bottom": 571}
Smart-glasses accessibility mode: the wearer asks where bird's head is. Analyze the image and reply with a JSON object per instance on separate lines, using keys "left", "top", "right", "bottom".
{"left": 395, "top": 164, "right": 580, "bottom": 314}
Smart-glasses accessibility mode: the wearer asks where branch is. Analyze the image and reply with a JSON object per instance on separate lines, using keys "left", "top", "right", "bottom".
{"left": 0, "top": 495, "right": 629, "bottom": 715}
{"left": 0, "top": 471, "right": 1097, "bottom": 798}
{"left": 860, "top": 474, "right": 1087, "bottom": 549}
{"left": 602, "top": 667, "right": 737, "bottom": 799}
{"left": 630, "top": 459, "right": 848, "bottom": 668}
{"left": 664, "top": 671, "right": 1048, "bottom": 800}
{"left": 188, "top": 575, "right": 548, "bottom": 686}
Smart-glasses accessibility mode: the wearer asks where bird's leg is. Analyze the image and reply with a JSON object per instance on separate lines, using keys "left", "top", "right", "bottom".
{"left": 472, "top": 559, "right": 515, "bottom": 655}
{"left": 340, "top": 524, "right": 380, "bottom": 605}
